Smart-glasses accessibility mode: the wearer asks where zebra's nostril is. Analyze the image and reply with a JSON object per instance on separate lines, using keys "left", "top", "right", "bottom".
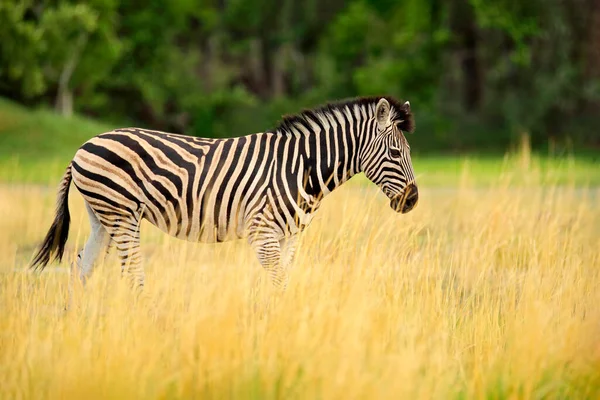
{"left": 401, "top": 184, "right": 418, "bottom": 213}
{"left": 389, "top": 184, "right": 418, "bottom": 213}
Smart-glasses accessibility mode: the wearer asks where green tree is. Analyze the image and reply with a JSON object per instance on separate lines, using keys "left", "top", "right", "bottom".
{"left": 0, "top": 0, "right": 122, "bottom": 116}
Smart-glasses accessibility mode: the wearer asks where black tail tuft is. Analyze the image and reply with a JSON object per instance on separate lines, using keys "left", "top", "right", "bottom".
{"left": 30, "top": 163, "right": 73, "bottom": 271}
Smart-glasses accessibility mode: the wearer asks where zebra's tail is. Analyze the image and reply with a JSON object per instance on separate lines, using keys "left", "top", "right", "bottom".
{"left": 30, "top": 163, "right": 73, "bottom": 271}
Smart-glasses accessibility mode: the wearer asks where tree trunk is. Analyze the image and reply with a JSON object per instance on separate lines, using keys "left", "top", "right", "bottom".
{"left": 55, "top": 34, "right": 87, "bottom": 117}
{"left": 249, "top": 38, "right": 266, "bottom": 95}
{"left": 451, "top": 0, "right": 482, "bottom": 112}
{"left": 462, "top": 19, "right": 481, "bottom": 111}
{"left": 205, "top": 35, "right": 220, "bottom": 93}
{"left": 585, "top": 0, "right": 600, "bottom": 145}
{"left": 586, "top": 0, "right": 600, "bottom": 84}
{"left": 261, "top": 28, "right": 275, "bottom": 98}
{"left": 55, "top": 89, "right": 73, "bottom": 117}
{"left": 272, "top": 45, "right": 288, "bottom": 98}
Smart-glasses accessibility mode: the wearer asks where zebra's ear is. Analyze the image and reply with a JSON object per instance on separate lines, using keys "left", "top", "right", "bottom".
{"left": 403, "top": 101, "right": 410, "bottom": 113}
{"left": 375, "top": 98, "right": 391, "bottom": 127}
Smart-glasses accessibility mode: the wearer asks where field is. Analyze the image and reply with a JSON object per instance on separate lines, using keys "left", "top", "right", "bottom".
{"left": 1, "top": 158, "right": 599, "bottom": 399}
{"left": 1, "top": 100, "right": 600, "bottom": 399}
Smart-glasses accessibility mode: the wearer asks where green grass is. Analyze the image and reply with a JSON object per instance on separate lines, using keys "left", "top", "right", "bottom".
{"left": 0, "top": 97, "right": 598, "bottom": 186}
{"left": 412, "top": 153, "right": 600, "bottom": 187}
{"left": 0, "top": 98, "right": 115, "bottom": 184}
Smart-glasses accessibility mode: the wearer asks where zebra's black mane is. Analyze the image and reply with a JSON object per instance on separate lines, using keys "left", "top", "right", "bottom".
{"left": 271, "top": 96, "right": 415, "bottom": 135}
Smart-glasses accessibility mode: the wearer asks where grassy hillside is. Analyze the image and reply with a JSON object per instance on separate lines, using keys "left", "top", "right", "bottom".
{"left": 0, "top": 98, "right": 598, "bottom": 186}
{"left": 0, "top": 98, "right": 117, "bottom": 183}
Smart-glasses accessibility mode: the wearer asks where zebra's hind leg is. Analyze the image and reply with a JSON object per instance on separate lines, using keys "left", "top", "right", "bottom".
{"left": 67, "top": 202, "right": 111, "bottom": 309}
{"left": 77, "top": 203, "right": 111, "bottom": 283}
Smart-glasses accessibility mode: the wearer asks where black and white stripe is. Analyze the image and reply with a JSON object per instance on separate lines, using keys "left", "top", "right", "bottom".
{"left": 30, "top": 96, "right": 418, "bottom": 290}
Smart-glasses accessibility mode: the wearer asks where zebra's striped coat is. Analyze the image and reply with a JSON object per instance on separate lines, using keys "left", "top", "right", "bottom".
{"left": 31, "top": 96, "right": 418, "bottom": 290}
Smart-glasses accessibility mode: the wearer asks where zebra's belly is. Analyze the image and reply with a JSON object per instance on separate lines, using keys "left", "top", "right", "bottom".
{"left": 146, "top": 204, "right": 251, "bottom": 244}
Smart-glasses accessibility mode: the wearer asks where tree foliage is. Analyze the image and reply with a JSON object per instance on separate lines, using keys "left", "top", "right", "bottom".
{"left": 1, "top": 0, "right": 598, "bottom": 151}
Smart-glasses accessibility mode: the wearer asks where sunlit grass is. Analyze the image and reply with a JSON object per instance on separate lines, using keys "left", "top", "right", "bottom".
{"left": 1, "top": 161, "right": 599, "bottom": 399}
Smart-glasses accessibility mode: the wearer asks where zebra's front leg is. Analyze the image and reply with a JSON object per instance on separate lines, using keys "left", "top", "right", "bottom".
{"left": 248, "top": 235, "right": 289, "bottom": 291}
{"left": 280, "top": 235, "right": 298, "bottom": 271}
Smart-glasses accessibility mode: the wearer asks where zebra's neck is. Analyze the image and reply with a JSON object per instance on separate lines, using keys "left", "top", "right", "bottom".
{"left": 274, "top": 101, "right": 377, "bottom": 203}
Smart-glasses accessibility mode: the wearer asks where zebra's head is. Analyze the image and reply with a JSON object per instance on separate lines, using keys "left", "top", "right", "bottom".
{"left": 361, "top": 97, "right": 418, "bottom": 214}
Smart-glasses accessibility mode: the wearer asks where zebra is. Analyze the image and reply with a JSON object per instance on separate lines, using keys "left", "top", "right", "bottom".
{"left": 30, "top": 96, "right": 418, "bottom": 291}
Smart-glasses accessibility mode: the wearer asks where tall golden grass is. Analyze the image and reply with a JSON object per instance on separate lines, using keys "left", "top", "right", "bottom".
{"left": 1, "top": 167, "right": 599, "bottom": 399}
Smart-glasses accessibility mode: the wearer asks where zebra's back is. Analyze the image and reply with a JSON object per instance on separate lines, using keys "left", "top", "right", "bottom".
{"left": 71, "top": 128, "right": 274, "bottom": 243}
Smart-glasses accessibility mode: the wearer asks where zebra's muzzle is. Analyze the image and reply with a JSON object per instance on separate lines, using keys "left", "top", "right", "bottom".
{"left": 390, "top": 183, "right": 419, "bottom": 214}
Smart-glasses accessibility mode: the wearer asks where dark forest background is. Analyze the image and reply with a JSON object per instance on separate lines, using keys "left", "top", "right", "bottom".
{"left": 1, "top": 0, "right": 600, "bottom": 153}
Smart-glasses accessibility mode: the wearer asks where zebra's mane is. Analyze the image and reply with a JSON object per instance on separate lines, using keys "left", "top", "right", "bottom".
{"left": 271, "top": 96, "right": 415, "bottom": 135}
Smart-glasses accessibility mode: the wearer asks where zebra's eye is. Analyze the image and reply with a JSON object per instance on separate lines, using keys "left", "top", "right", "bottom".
{"left": 390, "top": 147, "right": 402, "bottom": 159}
